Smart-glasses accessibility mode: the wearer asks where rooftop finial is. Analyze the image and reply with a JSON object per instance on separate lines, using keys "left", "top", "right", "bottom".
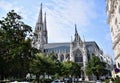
{"left": 75, "top": 24, "right": 78, "bottom": 34}
{"left": 41, "top": 3, "right": 42, "bottom": 9}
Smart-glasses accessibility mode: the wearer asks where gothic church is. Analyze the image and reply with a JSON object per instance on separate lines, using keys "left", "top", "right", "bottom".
{"left": 32, "top": 4, "right": 104, "bottom": 80}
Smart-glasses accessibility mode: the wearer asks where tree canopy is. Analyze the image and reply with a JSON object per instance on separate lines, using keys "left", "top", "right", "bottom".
{"left": 0, "top": 10, "right": 38, "bottom": 80}
{"left": 61, "top": 61, "right": 81, "bottom": 78}
{"left": 85, "top": 55, "right": 108, "bottom": 80}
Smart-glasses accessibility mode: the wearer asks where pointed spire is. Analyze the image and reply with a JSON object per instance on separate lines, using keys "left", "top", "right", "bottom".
{"left": 37, "top": 3, "right": 43, "bottom": 24}
{"left": 44, "top": 12, "right": 47, "bottom": 31}
{"left": 74, "top": 24, "right": 82, "bottom": 43}
{"left": 75, "top": 24, "right": 78, "bottom": 34}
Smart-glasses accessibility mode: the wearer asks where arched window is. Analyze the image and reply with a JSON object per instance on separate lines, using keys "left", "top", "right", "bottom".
{"left": 66, "top": 54, "right": 70, "bottom": 61}
{"left": 60, "top": 54, "right": 64, "bottom": 62}
{"left": 118, "top": 63, "right": 120, "bottom": 68}
{"left": 55, "top": 54, "right": 58, "bottom": 59}
{"left": 75, "top": 53, "right": 83, "bottom": 62}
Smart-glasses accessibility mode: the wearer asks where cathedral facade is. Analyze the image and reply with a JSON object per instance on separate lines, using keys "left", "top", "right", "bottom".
{"left": 32, "top": 4, "right": 112, "bottom": 80}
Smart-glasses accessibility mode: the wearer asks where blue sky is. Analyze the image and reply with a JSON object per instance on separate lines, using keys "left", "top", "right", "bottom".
{"left": 0, "top": 0, "right": 114, "bottom": 59}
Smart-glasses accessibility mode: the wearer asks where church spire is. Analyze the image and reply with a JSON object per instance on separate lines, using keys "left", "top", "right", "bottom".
{"left": 44, "top": 12, "right": 47, "bottom": 31}
{"left": 37, "top": 3, "right": 43, "bottom": 24}
{"left": 75, "top": 24, "right": 78, "bottom": 34}
{"left": 74, "top": 24, "right": 78, "bottom": 38}
{"left": 43, "top": 12, "right": 48, "bottom": 44}
{"left": 74, "top": 24, "right": 82, "bottom": 42}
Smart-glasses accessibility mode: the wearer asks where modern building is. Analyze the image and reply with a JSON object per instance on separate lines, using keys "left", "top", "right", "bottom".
{"left": 32, "top": 3, "right": 113, "bottom": 80}
{"left": 106, "top": 0, "right": 120, "bottom": 69}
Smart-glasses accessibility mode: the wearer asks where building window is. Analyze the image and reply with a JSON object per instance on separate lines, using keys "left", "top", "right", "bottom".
{"left": 60, "top": 54, "right": 64, "bottom": 62}
{"left": 87, "top": 54, "right": 90, "bottom": 61}
{"left": 118, "top": 63, "right": 120, "bottom": 68}
{"left": 75, "top": 53, "right": 83, "bottom": 62}
{"left": 55, "top": 54, "right": 58, "bottom": 59}
{"left": 66, "top": 54, "right": 70, "bottom": 61}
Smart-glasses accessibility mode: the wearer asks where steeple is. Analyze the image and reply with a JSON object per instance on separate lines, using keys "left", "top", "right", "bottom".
{"left": 74, "top": 24, "right": 82, "bottom": 43}
{"left": 75, "top": 24, "right": 78, "bottom": 34}
{"left": 44, "top": 12, "right": 47, "bottom": 31}
{"left": 33, "top": 3, "right": 48, "bottom": 50}
{"left": 37, "top": 3, "right": 43, "bottom": 24}
{"left": 43, "top": 12, "right": 48, "bottom": 44}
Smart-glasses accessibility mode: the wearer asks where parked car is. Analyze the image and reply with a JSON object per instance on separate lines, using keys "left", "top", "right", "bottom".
{"left": 10, "top": 81, "right": 29, "bottom": 83}
{"left": 96, "top": 80, "right": 102, "bottom": 83}
{"left": 51, "top": 79, "right": 64, "bottom": 83}
{"left": 72, "top": 78, "right": 83, "bottom": 82}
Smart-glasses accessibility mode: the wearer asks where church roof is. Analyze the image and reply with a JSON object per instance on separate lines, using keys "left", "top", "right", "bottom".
{"left": 85, "top": 41, "right": 100, "bottom": 49}
{"left": 44, "top": 42, "right": 70, "bottom": 49}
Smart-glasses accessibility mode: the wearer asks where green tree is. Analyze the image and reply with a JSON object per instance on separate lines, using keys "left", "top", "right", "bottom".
{"left": 62, "top": 61, "right": 81, "bottom": 78}
{"left": 85, "top": 55, "right": 108, "bottom": 80}
{"left": 29, "top": 53, "right": 56, "bottom": 83}
{"left": 0, "top": 10, "right": 36, "bottom": 79}
{"left": 48, "top": 52, "right": 57, "bottom": 61}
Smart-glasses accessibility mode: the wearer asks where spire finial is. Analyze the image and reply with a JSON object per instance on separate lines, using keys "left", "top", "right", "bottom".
{"left": 75, "top": 24, "right": 78, "bottom": 34}
{"left": 41, "top": 3, "right": 42, "bottom": 8}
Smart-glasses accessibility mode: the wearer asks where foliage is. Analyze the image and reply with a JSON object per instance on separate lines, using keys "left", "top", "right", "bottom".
{"left": 29, "top": 53, "right": 56, "bottom": 82}
{"left": 48, "top": 52, "right": 57, "bottom": 61}
{"left": 62, "top": 61, "right": 81, "bottom": 77}
{"left": 0, "top": 10, "right": 37, "bottom": 79}
{"left": 85, "top": 55, "right": 108, "bottom": 80}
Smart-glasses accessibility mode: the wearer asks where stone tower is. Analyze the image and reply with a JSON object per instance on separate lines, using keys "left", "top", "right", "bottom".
{"left": 32, "top": 3, "right": 48, "bottom": 50}
{"left": 70, "top": 24, "right": 88, "bottom": 80}
{"left": 70, "top": 24, "right": 87, "bottom": 65}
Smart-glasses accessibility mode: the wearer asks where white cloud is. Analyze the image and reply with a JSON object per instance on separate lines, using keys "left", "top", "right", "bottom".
{"left": 0, "top": 0, "right": 98, "bottom": 43}
{"left": 0, "top": 0, "right": 21, "bottom": 14}
{"left": 0, "top": 0, "right": 29, "bottom": 23}
{"left": 0, "top": 0, "right": 114, "bottom": 58}
{"left": 41, "top": 0, "right": 97, "bottom": 42}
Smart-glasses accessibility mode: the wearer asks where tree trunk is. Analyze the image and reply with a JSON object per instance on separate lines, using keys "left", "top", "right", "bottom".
{"left": 96, "top": 74, "right": 99, "bottom": 80}
{"left": 0, "top": 71, "right": 6, "bottom": 83}
{"left": 36, "top": 74, "right": 39, "bottom": 83}
{"left": 0, "top": 70, "right": 5, "bottom": 80}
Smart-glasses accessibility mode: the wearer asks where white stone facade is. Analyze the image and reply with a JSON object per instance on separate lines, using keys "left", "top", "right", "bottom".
{"left": 106, "top": 0, "right": 120, "bottom": 68}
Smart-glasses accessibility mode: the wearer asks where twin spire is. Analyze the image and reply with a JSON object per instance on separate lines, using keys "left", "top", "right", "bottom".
{"left": 37, "top": 3, "right": 47, "bottom": 31}
{"left": 37, "top": 3, "right": 82, "bottom": 43}
{"left": 37, "top": 3, "right": 43, "bottom": 24}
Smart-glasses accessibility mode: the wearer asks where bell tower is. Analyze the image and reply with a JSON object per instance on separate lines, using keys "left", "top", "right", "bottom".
{"left": 32, "top": 3, "right": 48, "bottom": 50}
